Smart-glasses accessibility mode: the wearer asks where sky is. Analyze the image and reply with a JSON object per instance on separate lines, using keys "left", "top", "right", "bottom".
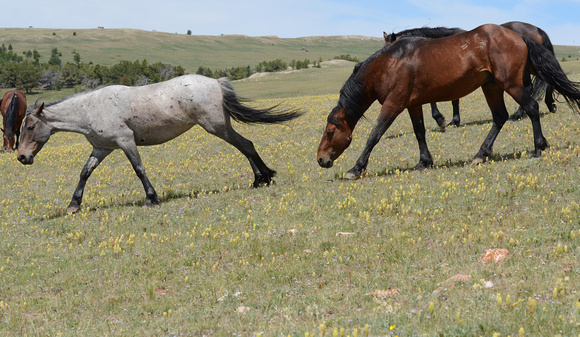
{"left": 4, "top": 0, "right": 580, "bottom": 45}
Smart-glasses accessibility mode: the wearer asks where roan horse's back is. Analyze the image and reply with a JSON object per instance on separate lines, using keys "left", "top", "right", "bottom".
{"left": 76, "top": 75, "right": 224, "bottom": 147}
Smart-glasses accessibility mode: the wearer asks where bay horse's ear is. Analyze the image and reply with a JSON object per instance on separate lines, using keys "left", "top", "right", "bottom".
{"left": 383, "top": 31, "right": 388, "bottom": 40}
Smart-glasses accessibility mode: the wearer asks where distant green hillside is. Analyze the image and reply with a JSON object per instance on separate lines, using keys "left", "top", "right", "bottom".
{"left": 1, "top": 27, "right": 578, "bottom": 75}
{"left": 0, "top": 28, "right": 383, "bottom": 73}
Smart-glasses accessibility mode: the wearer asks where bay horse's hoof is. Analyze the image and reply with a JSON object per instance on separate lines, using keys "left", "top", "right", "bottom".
{"left": 67, "top": 206, "right": 80, "bottom": 214}
{"left": 471, "top": 157, "right": 484, "bottom": 165}
{"left": 345, "top": 171, "right": 361, "bottom": 180}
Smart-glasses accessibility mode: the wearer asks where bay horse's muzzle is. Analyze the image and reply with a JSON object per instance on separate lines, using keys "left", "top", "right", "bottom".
{"left": 317, "top": 156, "right": 334, "bottom": 168}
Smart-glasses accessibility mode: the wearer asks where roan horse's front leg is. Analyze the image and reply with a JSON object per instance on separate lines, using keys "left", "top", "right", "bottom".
{"left": 67, "top": 148, "right": 113, "bottom": 214}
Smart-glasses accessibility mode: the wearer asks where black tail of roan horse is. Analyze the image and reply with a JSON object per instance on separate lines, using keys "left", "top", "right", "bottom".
{"left": 218, "top": 77, "right": 303, "bottom": 124}
{"left": 523, "top": 36, "right": 580, "bottom": 113}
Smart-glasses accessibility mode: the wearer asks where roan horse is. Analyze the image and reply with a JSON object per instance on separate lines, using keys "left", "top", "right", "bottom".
{"left": 383, "top": 21, "right": 557, "bottom": 128}
{"left": 18, "top": 75, "right": 302, "bottom": 214}
{"left": 317, "top": 24, "right": 580, "bottom": 179}
{"left": 0, "top": 90, "right": 27, "bottom": 152}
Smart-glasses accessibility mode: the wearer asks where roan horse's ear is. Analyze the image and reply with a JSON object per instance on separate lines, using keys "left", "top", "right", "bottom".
{"left": 34, "top": 103, "right": 45, "bottom": 116}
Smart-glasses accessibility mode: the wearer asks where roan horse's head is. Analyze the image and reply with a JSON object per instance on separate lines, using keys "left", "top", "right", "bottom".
{"left": 317, "top": 107, "right": 354, "bottom": 168}
{"left": 17, "top": 103, "right": 52, "bottom": 165}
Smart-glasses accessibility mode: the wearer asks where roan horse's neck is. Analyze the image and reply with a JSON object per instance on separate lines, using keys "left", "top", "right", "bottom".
{"left": 41, "top": 103, "right": 93, "bottom": 135}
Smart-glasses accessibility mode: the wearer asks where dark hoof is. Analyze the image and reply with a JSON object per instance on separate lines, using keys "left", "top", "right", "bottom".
{"left": 413, "top": 161, "right": 433, "bottom": 170}
{"left": 144, "top": 197, "right": 160, "bottom": 207}
{"left": 509, "top": 113, "right": 524, "bottom": 121}
{"left": 253, "top": 170, "right": 276, "bottom": 187}
{"left": 447, "top": 121, "right": 460, "bottom": 127}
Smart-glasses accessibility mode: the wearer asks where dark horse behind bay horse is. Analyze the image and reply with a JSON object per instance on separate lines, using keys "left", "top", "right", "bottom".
{"left": 383, "top": 21, "right": 557, "bottom": 128}
{"left": 1, "top": 90, "right": 27, "bottom": 152}
{"left": 317, "top": 24, "right": 580, "bottom": 179}
{"left": 18, "top": 75, "right": 302, "bottom": 214}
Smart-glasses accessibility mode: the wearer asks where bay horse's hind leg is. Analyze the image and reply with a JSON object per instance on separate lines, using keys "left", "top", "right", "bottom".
{"left": 67, "top": 147, "right": 113, "bottom": 214}
{"left": 430, "top": 102, "right": 446, "bottom": 131}
{"left": 409, "top": 106, "right": 434, "bottom": 170}
{"left": 506, "top": 85, "right": 548, "bottom": 157}
{"left": 449, "top": 99, "right": 460, "bottom": 127}
{"left": 473, "top": 82, "right": 510, "bottom": 164}
{"left": 545, "top": 84, "right": 556, "bottom": 113}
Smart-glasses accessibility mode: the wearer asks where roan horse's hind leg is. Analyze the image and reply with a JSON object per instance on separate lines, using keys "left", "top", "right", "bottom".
{"left": 204, "top": 122, "right": 276, "bottom": 187}
{"left": 67, "top": 147, "right": 113, "bottom": 214}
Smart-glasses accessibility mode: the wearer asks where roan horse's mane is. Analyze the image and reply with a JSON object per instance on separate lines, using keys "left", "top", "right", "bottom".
{"left": 27, "top": 84, "right": 116, "bottom": 114}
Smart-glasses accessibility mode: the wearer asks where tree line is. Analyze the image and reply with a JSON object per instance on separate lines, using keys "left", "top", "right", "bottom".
{"left": 196, "top": 58, "right": 322, "bottom": 81}
{"left": 1, "top": 43, "right": 361, "bottom": 93}
{"left": 0, "top": 44, "right": 185, "bottom": 93}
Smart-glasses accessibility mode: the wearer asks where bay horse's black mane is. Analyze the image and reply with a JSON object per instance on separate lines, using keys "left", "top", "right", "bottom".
{"left": 329, "top": 38, "right": 424, "bottom": 127}
{"left": 388, "top": 26, "right": 465, "bottom": 40}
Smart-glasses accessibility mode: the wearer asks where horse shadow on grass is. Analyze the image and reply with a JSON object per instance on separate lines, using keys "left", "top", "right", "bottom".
{"left": 334, "top": 144, "right": 564, "bottom": 182}
{"left": 37, "top": 186, "right": 233, "bottom": 221}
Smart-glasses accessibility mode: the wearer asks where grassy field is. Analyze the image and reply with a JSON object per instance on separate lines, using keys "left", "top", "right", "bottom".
{"left": 1, "top": 30, "right": 580, "bottom": 336}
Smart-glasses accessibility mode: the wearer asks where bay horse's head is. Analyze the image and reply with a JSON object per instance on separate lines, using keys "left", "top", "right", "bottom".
{"left": 383, "top": 31, "right": 397, "bottom": 45}
{"left": 17, "top": 103, "right": 52, "bottom": 165}
{"left": 2, "top": 127, "right": 15, "bottom": 152}
{"left": 317, "top": 107, "right": 354, "bottom": 168}
{"left": 317, "top": 61, "right": 374, "bottom": 168}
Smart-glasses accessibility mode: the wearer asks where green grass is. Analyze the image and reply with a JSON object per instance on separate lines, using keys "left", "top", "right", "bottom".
{"left": 1, "top": 29, "right": 580, "bottom": 336}
{"left": 1, "top": 66, "right": 579, "bottom": 335}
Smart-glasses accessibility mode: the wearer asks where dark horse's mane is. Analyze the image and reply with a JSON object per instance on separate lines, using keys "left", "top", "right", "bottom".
{"left": 329, "top": 38, "right": 423, "bottom": 127}
{"left": 4, "top": 93, "right": 20, "bottom": 136}
{"left": 389, "top": 26, "right": 465, "bottom": 40}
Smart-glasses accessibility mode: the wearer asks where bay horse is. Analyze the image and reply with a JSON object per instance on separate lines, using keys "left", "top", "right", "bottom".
{"left": 383, "top": 21, "right": 557, "bottom": 127}
{"left": 317, "top": 24, "right": 580, "bottom": 180}
{"left": 1, "top": 90, "right": 27, "bottom": 152}
{"left": 18, "top": 75, "right": 302, "bottom": 214}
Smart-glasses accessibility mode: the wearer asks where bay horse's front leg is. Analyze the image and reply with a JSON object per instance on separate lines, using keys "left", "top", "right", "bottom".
{"left": 346, "top": 106, "right": 402, "bottom": 180}
{"left": 408, "top": 106, "right": 434, "bottom": 170}
{"left": 120, "top": 142, "right": 160, "bottom": 207}
{"left": 67, "top": 147, "right": 113, "bottom": 214}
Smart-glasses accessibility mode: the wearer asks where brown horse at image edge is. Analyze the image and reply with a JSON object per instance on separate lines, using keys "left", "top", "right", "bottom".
{"left": 317, "top": 24, "right": 580, "bottom": 179}
{"left": 1, "top": 90, "right": 27, "bottom": 152}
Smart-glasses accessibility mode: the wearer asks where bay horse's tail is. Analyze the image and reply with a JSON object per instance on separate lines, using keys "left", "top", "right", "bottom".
{"left": 218, "top": 78, "right": 303, "bottom": 124}
{"left": 529, "top": 28, "right": 555, "bottom": 101}
{"left": 4, "top": 92, "right": 20, "bottom": 137}
{"left": 523, "top": 37, "right": 580, "bottom": 113}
